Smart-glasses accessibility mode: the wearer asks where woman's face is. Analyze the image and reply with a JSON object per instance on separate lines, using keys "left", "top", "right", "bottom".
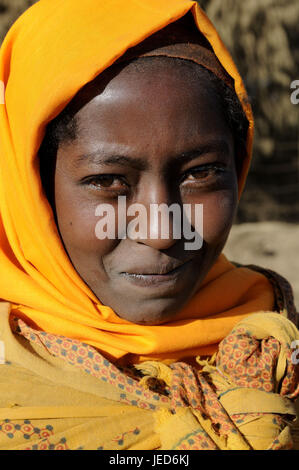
{"left": 54, "top": 60, "right": 238, "bottom": 325}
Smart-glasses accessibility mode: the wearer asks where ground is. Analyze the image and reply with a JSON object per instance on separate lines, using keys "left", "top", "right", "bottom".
{"left": 224, "top": 222, "right": 299, "bottom": 310}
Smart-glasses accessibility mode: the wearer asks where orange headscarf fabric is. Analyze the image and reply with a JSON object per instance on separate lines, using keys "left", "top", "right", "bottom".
{"left": 0, "top": 0, "right": 274, "bottom": 363}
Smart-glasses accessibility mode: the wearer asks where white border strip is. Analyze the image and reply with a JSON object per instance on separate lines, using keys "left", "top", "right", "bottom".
{"left": 0, "top": 80, "right": 5, "bottom": 104}
{"left": 0, "top": 341, "right": 5, "bottom": 364}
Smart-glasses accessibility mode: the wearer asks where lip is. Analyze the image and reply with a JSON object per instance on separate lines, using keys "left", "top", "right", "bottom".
{"left": 121, "top": 259, "right": 189, "bottom": 276}
{"left": 120, "top": 260, "right": 192, "bottom": 287}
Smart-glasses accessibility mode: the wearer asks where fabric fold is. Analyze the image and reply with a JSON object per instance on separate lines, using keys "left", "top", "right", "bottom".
{"left": 0, "top": 305, "right": 298, "bottom": 450}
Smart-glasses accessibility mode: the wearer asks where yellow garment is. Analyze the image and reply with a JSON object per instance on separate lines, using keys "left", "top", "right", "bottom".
{"left": 0, "top": 0, "right": 275, "bottom": 363}
{"left": 0, "top": 302, "right": 298, "bottom": 450}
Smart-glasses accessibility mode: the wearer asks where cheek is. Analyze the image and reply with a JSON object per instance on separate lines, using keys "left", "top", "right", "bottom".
{"left": 200, "top": 188, "right": 238, "bottom": 245}
{"left": 54, "top": 175, "right": 117, "bottom": 259}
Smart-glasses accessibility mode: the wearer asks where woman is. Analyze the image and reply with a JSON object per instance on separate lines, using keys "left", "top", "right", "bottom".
{"left": 0, "top": 0, "right": 298, "bottom": 450}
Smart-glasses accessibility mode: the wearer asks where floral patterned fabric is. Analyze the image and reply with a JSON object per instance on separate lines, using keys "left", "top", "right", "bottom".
{"left": 0, "top": 310, "right": 297, "bottom": 450}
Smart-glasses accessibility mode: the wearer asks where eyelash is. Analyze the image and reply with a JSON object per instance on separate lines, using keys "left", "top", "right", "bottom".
{"left": 81, "top": 163, "right": 227, "bottom": 194}
{"left": 180, "top": 163, "right": 226, "bottom": 185}
{"left": 83, "top": 174, "right": 129, "bottom": 193}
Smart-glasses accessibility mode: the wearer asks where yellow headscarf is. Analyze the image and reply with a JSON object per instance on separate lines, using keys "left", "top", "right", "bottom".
{"left": 0, "top": 0, "right": 274, "bottom": 363}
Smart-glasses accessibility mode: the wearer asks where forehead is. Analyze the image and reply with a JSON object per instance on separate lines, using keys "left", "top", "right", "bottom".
{"left": 70, "top": 58, "right": 231, "bottom": 153}
{"left": 70, "top": 56, "right": 214, "bottom": 113}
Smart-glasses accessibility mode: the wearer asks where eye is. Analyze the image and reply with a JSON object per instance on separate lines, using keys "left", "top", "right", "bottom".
{"left": 81, "top": 174, "right": 129, "bottom": 193}
{"left": 180, "top": 163, "right": 227, "bottom": 185}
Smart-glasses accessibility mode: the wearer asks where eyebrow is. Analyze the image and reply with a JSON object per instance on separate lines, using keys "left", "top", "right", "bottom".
{"left": 75, "top": 152, "right": 147, "bottom": 171}
{"left": 171, "top": 140, "right": 230, "bottom": 166}
{"left": 74, "top": 139, "right": 230, "bottom": 170}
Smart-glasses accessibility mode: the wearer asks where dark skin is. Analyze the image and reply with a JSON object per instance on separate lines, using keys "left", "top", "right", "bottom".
{"left": 54, "top": 59, "right": 238, "bottom": 325}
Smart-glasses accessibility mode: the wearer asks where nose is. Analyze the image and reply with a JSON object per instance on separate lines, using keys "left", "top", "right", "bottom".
{"left": 126, "top": 179, "right": 179, "bottom": 250}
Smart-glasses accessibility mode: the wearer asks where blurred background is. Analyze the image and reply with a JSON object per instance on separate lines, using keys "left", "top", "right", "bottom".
{"left": 0, "top": 0, "right": 298, "bottom": 307}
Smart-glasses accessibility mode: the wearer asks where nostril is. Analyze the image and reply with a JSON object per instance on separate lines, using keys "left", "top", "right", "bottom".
{"left": 135, "top": 236, "right": 177, "bottom": 250}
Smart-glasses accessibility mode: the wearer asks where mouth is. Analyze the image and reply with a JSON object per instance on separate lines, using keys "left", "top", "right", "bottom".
{"left": 119, "top": 260, "right": 192, "bottom": 288}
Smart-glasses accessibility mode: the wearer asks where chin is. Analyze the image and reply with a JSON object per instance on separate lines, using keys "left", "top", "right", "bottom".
{"left": 114, "top": 299, "right": 184, "bottom": 325}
